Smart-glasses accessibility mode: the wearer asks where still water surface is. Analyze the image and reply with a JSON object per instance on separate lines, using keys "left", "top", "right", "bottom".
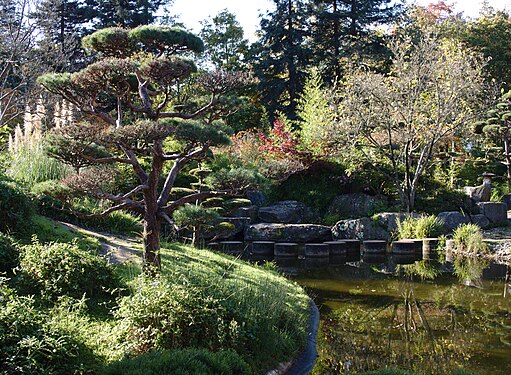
{"left": 295, "top": 264, "right": 511, "bottom": 374}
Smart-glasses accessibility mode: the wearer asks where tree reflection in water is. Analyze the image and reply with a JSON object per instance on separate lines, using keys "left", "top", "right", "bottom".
{"left": 302, "top": 260, "right": 511, "bottom": 375}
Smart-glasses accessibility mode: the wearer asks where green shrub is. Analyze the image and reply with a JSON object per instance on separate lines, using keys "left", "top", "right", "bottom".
{"left": 452, "top": 223, "right": 488, "bottom": 254}
{"left": 0, "top": 175, "right": 34, "bottom": 233}
{"left": 102, "top": 348, "right": 251, "bottom": 375}
{"left": 396, "top": 215, "right": 444, "bottom": 240}
{"left": 0, "top": 279, "right": 85, "bottom": 374}
{"left": 0, "top": 233, "right": 18, "bottom": 273}
{"left": 116, "top": 274, "right": 234, "bottom": 353}
{"left": 18, "top": 239, "right": 117, "bottom": 299}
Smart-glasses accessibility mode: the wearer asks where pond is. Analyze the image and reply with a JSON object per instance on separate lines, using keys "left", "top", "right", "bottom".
{"left": 295, "top": 261, "right": 511, "bottom": 374}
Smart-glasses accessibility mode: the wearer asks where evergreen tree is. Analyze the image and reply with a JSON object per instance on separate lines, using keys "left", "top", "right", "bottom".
{"left": 92, "top": 0, "right": 173, "bottom": 28}
{"left": 31, "top": 0, "right": 95, "bottom": 71}
{"left": 200, "top": 9, "right": 249, "bottom": 71}
{"left": 38, "top": 26, "right": 257, "bottom": 269}
{"left": 252, "top": 0, "right": 311, "bottom": 120}
{"left": 310, "top": 0, "right": 403, "bottom": 79}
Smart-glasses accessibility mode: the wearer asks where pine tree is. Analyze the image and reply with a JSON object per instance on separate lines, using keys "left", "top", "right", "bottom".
{"left": 92, "top": 0, "right": 173, "bottom": 28}
{"left": 310, "top": 0, "right": 403, "bottom": 80}
{"left": 31, "top": 0, "right": 95, "bottom": 71}
{"left": 252, "top": 0, "right": 311, "bottom": 120}
{"left": 38, "top": 26, "right": 258, "bottom": 269}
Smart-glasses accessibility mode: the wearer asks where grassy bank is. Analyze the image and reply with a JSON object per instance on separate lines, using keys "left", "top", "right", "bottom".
{"left": 0, "top": 217, "right": 310, "bottom": 374}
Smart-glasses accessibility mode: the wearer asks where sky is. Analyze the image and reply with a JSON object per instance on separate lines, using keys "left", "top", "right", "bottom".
{"left": 170, "top": 0, "right": 510, "bottom": 41}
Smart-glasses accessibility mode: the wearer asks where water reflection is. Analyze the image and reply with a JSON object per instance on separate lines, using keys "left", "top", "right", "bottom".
{"left": 296, "top": 266, "right": 511, "bottom": 375}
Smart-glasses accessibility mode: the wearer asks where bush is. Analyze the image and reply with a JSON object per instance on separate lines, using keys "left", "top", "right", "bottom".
{"left": 0, "top": 233, "right": 18, "bottom": 273}
{"left": 0, "top": 279, "right": 85, "bottom": 374}
{"left": 102, "top": 348, "right": 251, "bottom": 375}
{"left": 116, "top": 275, "right": 234, "bottom": 354}
{"left": 396, "top": 215, "right": 444, "bottom": 240}
{"left": 18, "top": 239, "right": 117, "bottom": 299}
{"left": 452, "top": 223, "right": 488, "bottom": 254}
{"left": 0, "top": 175, "right": 34, "bottom": 233}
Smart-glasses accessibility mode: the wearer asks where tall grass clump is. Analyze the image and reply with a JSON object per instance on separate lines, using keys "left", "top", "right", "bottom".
{"left": 396, "top": 215, "right": 444, "bottom": 239}
{"left": 8, "top": 143, "right": 72, "bottom": 187}
{"left": 452, "top": 223, "right": 489, "bottom": 283}
{"left": 452, "top": 223, "right": 488, "bottom": 255}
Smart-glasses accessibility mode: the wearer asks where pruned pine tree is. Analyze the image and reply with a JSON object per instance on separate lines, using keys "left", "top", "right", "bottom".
{"left": 474, "top": 91, "right": 511, "bottom": 181}
{"left": 38, "top": 26, "right": 257, "bottom": 270}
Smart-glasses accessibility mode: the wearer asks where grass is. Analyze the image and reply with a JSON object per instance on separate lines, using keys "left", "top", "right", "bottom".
{"left": 2, "top": 217, "right": 310, "bottom": 374}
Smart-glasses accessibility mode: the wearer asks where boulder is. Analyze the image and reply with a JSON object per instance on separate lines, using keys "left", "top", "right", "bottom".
{"left": 246, "top": 190, "right": 267, "bottom": 206}
{"left": 328, "top": 193, "right": 387, "bottom": 219}
{"left": 258, "top": 200, "right": 316, "bottom": 224}
{"left": 245, "top": 223, "right": 332, "bottom": 243}
{"left": 477, "top": 202, "right": 508, "bottom": 224}
{"left": 332, "top": 217, "right": 391, "bottom": 241}
{"left": 502, "top": 194, "right": 511, "bottom": 209}
{"left": 204, "top": 217, "right": 250, "bottom": 240}
{"left": 471, "top": 214, "right": 490, "bottom": 229}
{"left": 437, "top": 211, "right": 470, "bottom": 232}
{"left": 230, "top": 205, "right": 259, "bottom": 223}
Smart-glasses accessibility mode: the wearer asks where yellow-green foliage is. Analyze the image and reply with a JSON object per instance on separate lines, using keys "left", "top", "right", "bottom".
{"left": 396, "top": 215, "right": 444, "bottom": 239}
{"left": 452, "top": 223, "right": 488, "bottom": 254}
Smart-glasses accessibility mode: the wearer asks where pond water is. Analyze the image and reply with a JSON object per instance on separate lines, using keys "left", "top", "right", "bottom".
{"left": 295, "top": 262, "right": 511, "bottom": 375}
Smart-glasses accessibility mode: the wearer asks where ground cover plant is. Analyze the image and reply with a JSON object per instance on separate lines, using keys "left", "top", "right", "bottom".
{"left": 0, "top": 220, "right": 310, "bottom": 374}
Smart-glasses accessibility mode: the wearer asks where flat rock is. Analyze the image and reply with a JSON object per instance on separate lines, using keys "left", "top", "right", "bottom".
{"left": 245, "top": 223, "right": 332, "bottom": 242}
{"left": 230, "top": 205, "right": 259, "bottom": 223}
{"left": 437, "top": 211, "right": 470, "bottom": 232}
{"left": 332, "top": 217, "right": 391, "bottom": 241}
{"left": 258, "top": 200, "right": 316, "bottom": 224}
{"left": 471, "top": 214, "right": 490, "bottom": 229}
{"left": 477, "top": 202, "right": 508, "bottom": 224}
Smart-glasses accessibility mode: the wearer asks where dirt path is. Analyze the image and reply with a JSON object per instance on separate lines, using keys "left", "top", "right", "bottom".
{"left": 58, "top": 221, "right": 142, "bottom": 264}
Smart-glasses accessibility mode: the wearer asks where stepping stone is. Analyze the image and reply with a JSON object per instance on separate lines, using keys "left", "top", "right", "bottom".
{"left": 274, "top": 242, "right": 299, "bottom": 257}
{"left": 363, "top": 240, "right": 388, "bottom": 255}
{"left": 251, "top": 241, "right": 275, "bottom": 256}
{"left": 304, "top": 243, "right": 329, "bottom": 258}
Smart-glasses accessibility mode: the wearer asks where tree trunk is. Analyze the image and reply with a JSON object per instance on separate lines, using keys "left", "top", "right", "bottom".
{"left": 143, "top": 213, "right": 161, "bottom": 271}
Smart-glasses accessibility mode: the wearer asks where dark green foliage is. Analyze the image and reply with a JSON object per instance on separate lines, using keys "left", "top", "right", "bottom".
{"left": 128, "top": 25, "right": 204, "bottom": 54}
{"left": 0, "top": 280, "right": 86, "bottom": 374}
{"left": 267, "top": 162, "right": 345, "bottom": 214}
{"left": 169, "top": 119, "right": 231, "bottom": 146}
{"left": 0, "top": 175, "right": 34, "bottom": 233}
{"left": 18, "top": 240, "right": 117, "bottom": 299}
{"left": 115, "top": 275, "right": 233, "bottom": 352}
{"left": 172, "top": 205, "right": 220, "bottom": 229}
{"left": 310, "top": 0, "right": 402, "bottom": 80}
{"left": 103, "top": 348, "right": 250, "bottom": 375}
{"left": 0, "top": 233, "right": 18, "bottom": 273}
{"left": 252, "top": 0, "right": 311, "bottom": 119}
{"left": 92, "top": 0, "right": 172, "bottom": 29}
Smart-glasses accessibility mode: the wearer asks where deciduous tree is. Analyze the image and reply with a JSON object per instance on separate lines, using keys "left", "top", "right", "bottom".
{"left": 339, "top": 36, "right": 486, "bottom": 211}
